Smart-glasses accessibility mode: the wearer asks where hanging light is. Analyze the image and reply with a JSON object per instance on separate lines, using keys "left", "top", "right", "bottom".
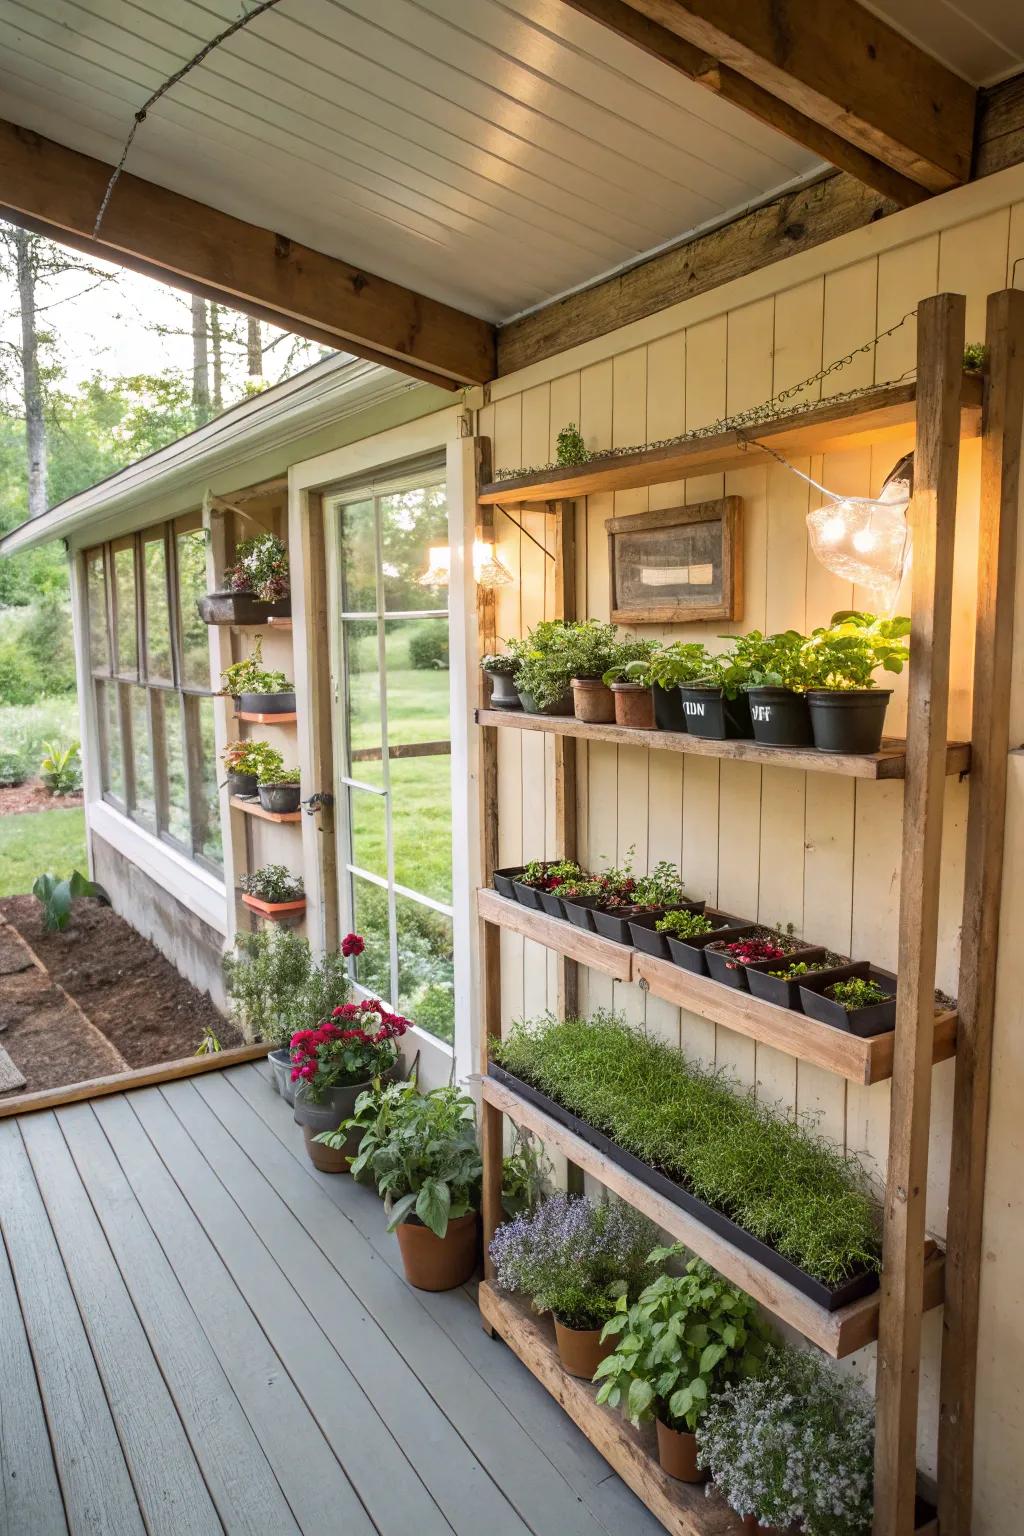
{"left": 416, "top": 540, "right": 513, "bottom": 589}
{"left": 417, "top": 544, "right": 451, "bottom": 587}
{"left": 806, "top": 454, "right": 913, "bottom": 605}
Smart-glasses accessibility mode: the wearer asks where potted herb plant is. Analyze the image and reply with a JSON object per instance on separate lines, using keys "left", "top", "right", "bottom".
{"left": 655, "top": 908, "right": 743, "bottom": 971}
{"left": 679, "top": 649, "right": 754, "bottom": 740}
{"left": 601, "top": 641, "right": 662, "bottom": 730}
{"left": 801, "top": 611, "right": 911, "bottom": 754}
{"left": 239, "top": 863, "right": 305, "bottom": 920}
{"left": 697, "top": 1343, "right": 874, "bottom": 1534}
{"left": 257, "top": 762, "right": 301, "bottom": 815}
{"left": 221, "top": 637, "right": 296, "bottom": 715}
{"left": 289, "top": 998, "right": 409, "bottom": 1171}
{"left": 509, "top": 621, "right": 574, "bottom": 715}
{"left": 799, "top": 964, "right": 897, "bottom": 1036}
{"left": 489, "top": 1193, "right": 659, "bottom": 1377}
{"left": 596, "top": 1247, "right": 768, "bottom": 1482}
{"left": 646, "top": 642, "right": 709, "bottom": 732}
{"left": 343, "top": 1083, "right": 483, "bottom": 1290}
{"left": 740, "top": 629, "right": 814, "bottom": 747}
{"left": 199, "top": 532, "right": 291, "bottom": 624}
{"left": 703, "top": 926, "right": 825, "bottom": 991}
{"left": 480, "top": 652, "right": 522, "bottom": 710}
{"left": 221, "top": 739, "right": 282, "bottom": 799}
{"left": 591, "top": 860, "right": 698, "bottom": 944}
{"left": 557, "top": 620, "right": 620, "bottom": 723}
{"left": 513, "top": 858, "right": 584, "bottom": 916}
{"left": 745, "top": 952, "right": 852, "bottom": 1011}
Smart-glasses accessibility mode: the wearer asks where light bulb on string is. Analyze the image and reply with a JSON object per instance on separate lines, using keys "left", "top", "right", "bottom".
{"left": 417, "top": 539, "right": 513, "bottom": 589}
{"left": 805, "top": 454, "right": 913, "bottom": 605}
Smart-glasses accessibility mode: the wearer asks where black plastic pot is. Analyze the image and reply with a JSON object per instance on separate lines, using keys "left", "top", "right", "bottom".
{"left": 653, "top": 684, "right": 687, "bottom": 733}
{"left": 511, "top": 878, "right": 544, "bottom": 910}
{"left": 539, "top": 888, "right": 568, "bottom": 920}
{"left": 746, "top": 688, "right": 813, "bottom": 747}
{"left": 492, "top": 867, "right": 526, "bottom": 900}
{"left": 562, "top": 896, "right": 600, "bottom": 931}
{"left": 806, "top": 689, "right": 892, "bottom": 754}
{"left": 237, "top": 690, "right": 297, "bottom": 715}
{"left": 664, "top": 912, "right": 750, "bottom": 973}
{"left": 679, "top": 688, "right": 753, "bottom": 740}
{"left": 487, "top": 1063, "right": 879, "bottom": 1311}
{"left": 705, "top": 936, "right": 826, "bottom": 992}
{"left": 745, "top": 955, "right": 853, "bottom": 1011}
{"left": 485, "top": 671, "right": 522, "bottom": 710}
{"left": 258, "top": 782, "right": 301, "bottom": 814}
{"left": 518, "top": 689, "right": 574, "bottom": 717}
{"left": 226, "top": 770, "right": 258, "bottom": 799}
{"left": 628, "top": 907, "right": 706, "bottom": 959}
{"left": 799, "top": 962, "right": 897, "bottom": 1037}
{"left": 198, "top": 590, "right": 291, "bottom": 625}
{"left": 593, "top": 905, "right": 665, "bottom": 945}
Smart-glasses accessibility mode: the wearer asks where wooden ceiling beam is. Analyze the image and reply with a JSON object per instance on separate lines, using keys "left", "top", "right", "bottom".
{"left": 562, "top": 0, "right": 975, "bottom": 196}
{"left": 0, "top": 119, "right": 495, "bottom": 390}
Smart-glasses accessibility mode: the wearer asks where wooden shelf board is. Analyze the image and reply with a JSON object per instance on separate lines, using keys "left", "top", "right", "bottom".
{"left": 229, "top": 795, "right": 302, "bottom": 824}
{"left": 476, "top": 710, "right": 971, "bottom": 780}
{"left": 267, "top": 616, "right": 293, "bottom": 628}
{"left": 481, "top": 1074, "right": 946, "bottom": 1358}
{"left": 234, "top": 710, "right": 298, "bottom": 724}
{"left": 477, "top": 890, "right": 957, "bottom": 1085}
{"left": 479, "top": 1282, "right": 741, "bottom": 1536}
{"left": 478, "top": 374, "right": 983, "bottom": 505}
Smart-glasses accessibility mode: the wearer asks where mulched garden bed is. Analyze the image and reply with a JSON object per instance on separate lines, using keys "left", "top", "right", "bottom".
{"left": 0, "top": 781, "right": 84, "bottom": 815}
{"left": 0, "top": 896, "right": 239, "bottom": 1094}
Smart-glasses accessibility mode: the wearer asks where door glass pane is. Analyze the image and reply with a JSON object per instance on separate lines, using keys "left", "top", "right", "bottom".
{"left": 381, "top": 483, "right": 448, "bottom": 611}
{"left": 87, "top": 551, "right": 110, "bottom": 672}
{"left": 344, "top": 620, "right": 382, "bottom": 765}
{"left": 396, "top": 894, "right": 454, "bottom": 1044}
{"left": 143, "top": 532, "right": 173, "bottom": 683}
{"left": 96, "top": 680, "right": 123, "bottom": 800}
{"left": 195, "top": 696, "right": 223, "bottom": 868}
{"left": 351, "top": 877, "right": 391, "bottom": 1002}
{"left": 129, "top": 687, "right": 155, "bottom": 827}
{"left": 176, "top": 527, "right": 210, "bottom": 689}
{"left": 385, "top": 618, "right": 449, "bottom": 745}
{"left": 339, "top": 499, "right": 375, "bottom": 612}
{"left": 161, "top": 694, "right": 191, "bottom": 845}
{"left": 385, "top": 617, "right": 451, "bottom": 904}
{"left": 113, "top": 545, "right": 138, "bottom": 676}
{"left": 349, "top": 784, "right": 386, "bottom": 881}
{"left": 390, "top": 755, "right": 451, "bottom": 904}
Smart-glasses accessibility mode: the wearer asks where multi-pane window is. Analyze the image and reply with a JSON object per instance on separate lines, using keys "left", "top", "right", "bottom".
{"left": 332, "top": 471, "right": 455, "bottom": 1045}
{"left": 85, "top": 518, "right": 223, "bottom": 874}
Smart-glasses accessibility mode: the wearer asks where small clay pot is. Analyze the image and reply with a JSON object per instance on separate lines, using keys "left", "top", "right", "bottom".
{"left": 301, "top": 1123, "right": 355, "bottom": 1173}
{"left": 655, "top": 1421, "right": 706, "bottom": 1483}
{"left": 571, "top": 677, "right": 616, "bottom": 724}
{"left": 395, "top": 1211, "right": 478, "bottom": 1291}
{"left": 553, "top": 1318, "right": 614, "bottom": 1379}
{"left": 611, "top": 681, "right": 656, "bottom": 730}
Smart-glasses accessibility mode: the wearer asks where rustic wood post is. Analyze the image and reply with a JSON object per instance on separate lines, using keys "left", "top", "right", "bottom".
{"left": 937, "top": 288, "right": 1024, "bottom": 1533}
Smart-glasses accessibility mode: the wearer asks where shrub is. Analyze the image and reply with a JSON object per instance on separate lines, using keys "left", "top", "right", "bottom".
{"left": 491, "top": 1013, "right": 881, "bottom": 1286}
{"left": 224, "top": 928, "right": 353, "bottom": 1049}
{"left": 408, "top": 625, "right": 449, "bottom": 670}
{"left": 39, "top": 739, "right": 82, "bottom": 795}
{"left": 0, "top": 743, "right": 31, "bottom": 787}
{"left": 556, "top": 423, "right": 589, "bottom": 466}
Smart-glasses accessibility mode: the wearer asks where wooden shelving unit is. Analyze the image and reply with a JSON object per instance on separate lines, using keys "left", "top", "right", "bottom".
{"left": 476, "top": 889, "right": 957, "bottom": 1085}
{"left": 234, "top": 710, "right": 298, "bottom": 724}
{"left": 267, "top": 616, "right": 293, "bottom": 629}
{"left": 229, "top": 795, "right": 302, "bottom": 824}
{"left": 476, "top": 293, "right": 1023, "bottom": 1535}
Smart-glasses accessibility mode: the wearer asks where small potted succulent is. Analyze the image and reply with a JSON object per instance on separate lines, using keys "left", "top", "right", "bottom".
{"left": 257, "top": 761, "right": 301, "bottom": 815}
{"left": 697, "top": 1343, "right": 874, "bottom": 1533}
{"left": 597, "top": 1247, "right": 767, "bottom": 1482}
{"left": 221, "top": 637, "right": 296, "bottom": 715}
{"left": 239, "top": 863, "right": 305, "bottom": 920}
{"left": 740, "top": 629, "right": 814, "bottom": 747}
{"left": 799, "top": 963, "right": 898, "bottom": 1036}
{"left": 601, "top": 641, "right": 662, "bottom": 730}
{"left": 289, "top": 994, "right": 409, "bottom": 1171}
{"left": 342, "top": 1082, "right": 483, "bottom": 1290}
{"left": 801, "top": 611, "right": 910, "bottom": 754}
{"left": 489, "top": 1194, "right": 659, "bottom": 1378}
{"left": 512, "top": 858, "right": 585, "bottom": 917}
{"left": 679, "top": 649, "right": 754, "bottom": 740}
{"left": 646, "top": 642, "right": 709, "bottom": 732}
{"left": 657, "top": 908, "right": 749, "bottom": 972}
{"left": 745, "top": 952, "right": 851, "bottom": 1011}
{"left": 704, "top": 926, "right": 824, "bottom": 991}
{"left": 480, "top": 652, "right": 522, "bottom": 710}
{"left": 509, "top": 621, "right": 574, "bottom": 715}
{"left": 221, "top": 738, "right": 281, "bottom": 799}
{"left": 199, "top": 532, "right": 291, "bottom": 625}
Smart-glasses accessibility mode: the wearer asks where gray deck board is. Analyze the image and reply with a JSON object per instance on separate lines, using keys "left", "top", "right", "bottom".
{"left": 1, "top": 1065, "right": 666, "bottom": 1536}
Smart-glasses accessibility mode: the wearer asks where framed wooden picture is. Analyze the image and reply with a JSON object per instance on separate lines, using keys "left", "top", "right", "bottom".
{"left": 606, "top": 497, "right": 743, "bottom": 624}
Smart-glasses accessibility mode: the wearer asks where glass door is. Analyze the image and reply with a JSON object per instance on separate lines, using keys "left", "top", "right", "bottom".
{"left": 330, "top": 468, "right": 456, "bottom": 1045}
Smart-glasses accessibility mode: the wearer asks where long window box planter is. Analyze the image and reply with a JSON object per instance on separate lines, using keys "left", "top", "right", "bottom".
{"left": 487, "top": 1062, "right": 880, "bottom": 1313}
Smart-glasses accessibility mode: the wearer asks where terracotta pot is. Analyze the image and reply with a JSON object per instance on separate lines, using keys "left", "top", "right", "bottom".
{"left": 241, "top": 892, "right": 306, "bottom": 921}
{"left": 655, "top": 1420, "right": 707, "bottom": 1483}
{"left": 553, "top": 1318, "right": 614, "bottom": 1378}
{"left": 611, "top": 681, "right": 656, "bottom": 730}
{"left": 571, "top": 677, "right": 616, "bottom": 724}
{"left": 301, "top": 1123, "right": 355, "bottom": 1173}
{"left": 395, "top": 1210, "right": 479, "bottom": 1291}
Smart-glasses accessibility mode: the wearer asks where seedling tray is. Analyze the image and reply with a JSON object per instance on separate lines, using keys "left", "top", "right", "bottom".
{"left": 705, "top": 937, "right": 826, "bottom": 991}
{"left": 628, "top": 906, "right": 707, "bottom": 959}
{"left": 745, "top": 955, "right": 854, "bottom": 1010}
{"left": 592, "top": 905, "right": 668, "bottom": 945}
{"left": 799, "top": 963, "right": 898, "bottom": 1037}
{"left": 562, "top": 896, "right": 601, "bottom": 931}
{"left": 487, "top": 1064, "right": 880, "bottom": 1312}
{"left": 492, "top": 867, "right": 527, "bottom": 901}
{"left": 665, "top": 914, "right": 753, "bottom": 975}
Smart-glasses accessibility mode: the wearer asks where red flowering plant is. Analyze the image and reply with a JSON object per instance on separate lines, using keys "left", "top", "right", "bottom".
{"left": 519, "top": 859, "right": 584, "bottom": 891}
{"left": 705, "top": 925, "right": 804, "bottom": 972}
{"left": 289, "top": 999, "right": 409, "bottom": 1103}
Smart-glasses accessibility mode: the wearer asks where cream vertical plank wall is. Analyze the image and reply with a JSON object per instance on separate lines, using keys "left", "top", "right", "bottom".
{"left": 484, "top": 166, "right": 1024, "bottom": 1531}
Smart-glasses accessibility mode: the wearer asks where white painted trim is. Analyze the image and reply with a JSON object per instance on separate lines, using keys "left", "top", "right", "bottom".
{"left": 289, "top": 406, "right": 464, "bottom": 493}
{"left": 68, "top": 548, "right": 101, "bottom": 871}
{"left": 88, "top": 800, "right": 229, "bottom": 936}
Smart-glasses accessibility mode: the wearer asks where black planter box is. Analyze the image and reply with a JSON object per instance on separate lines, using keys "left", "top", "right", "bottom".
{"left": 487, "top": 1064, "right": 880, "bottom": 1312}
{"left": 226, "top": 770, "right": 258, "bottom": 799}
{"left": 492, "top": 867, "right": 527, "bottom": 900}
{"left": 745, "top": 955, "right": 853, "bottom": 1011}
{"left": 562, "top": 896, "right": 600, "bottom": 931}
{"left": 679, "top": 688, "right": 753, "bottom": 740}
{"left": 592, "top": 905, "right": 666, "bottom": 945}
{"left": 539, "top": 888, "right": 568, "bottom": 920}
{"left": 799, "top": 963, "right": 897, "bottom": 1037}
{"left": 664, "top": 912, "right": 751, "bottom": 974}
{"left": 628, "top": 906, "right": 706, "bottom": 959}
{"left": 198, "top": 590, "right": 292, "bottom": 625}
{"left": 806, "top": 689, "right": 892, "bottom": 755}
{"left": 512, "top": 879, "right": 545, "bottom": 911}
{"left": 258, "top": 783, "right": 301, "bottom": 814}
{"left": 705, "top": 937, "right": 827, "bottom": 992}
{"left": 746, "top": 687, "right": 813, "bottom": 747}
{"left": 653, "top": 684, "right": 686, "bottom": 733}
{"left": 237, "top": 690, "right": 296, "bottom": 715}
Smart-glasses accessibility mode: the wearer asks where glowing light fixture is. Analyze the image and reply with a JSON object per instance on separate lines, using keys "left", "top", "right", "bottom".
{"left": 806, "top": 454, "right": 913, "bottom": 605}
{"left": 417, "top": 540, "right": 513, "bottom": 589}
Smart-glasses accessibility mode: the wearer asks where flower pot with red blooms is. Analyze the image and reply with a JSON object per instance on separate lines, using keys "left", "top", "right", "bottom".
{"left": 289, "top": 999, "right": 410, "bottom": 1171}
{"left": 704, "top": 928, "right": 825, "bottom": 991}
{"left": 268, "top": 1048, "right": 296, "bottom": 1104}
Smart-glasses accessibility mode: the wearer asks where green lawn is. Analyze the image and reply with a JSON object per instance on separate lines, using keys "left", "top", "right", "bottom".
{"left": 0, "top": 808, "right": 88, "bottom": 898}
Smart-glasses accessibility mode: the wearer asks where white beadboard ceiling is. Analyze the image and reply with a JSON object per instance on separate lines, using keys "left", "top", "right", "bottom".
{"left": 0, "top": 0, "right": 1020, "bottom": 328}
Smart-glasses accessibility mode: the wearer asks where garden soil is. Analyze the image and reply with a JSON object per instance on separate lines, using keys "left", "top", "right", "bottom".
{"left": 0, "top": 782, "right": 83, "bottom": 814}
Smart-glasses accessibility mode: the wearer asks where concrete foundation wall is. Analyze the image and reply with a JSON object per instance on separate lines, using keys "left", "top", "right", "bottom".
{"left": 91, "top": 833, "right": 228, "bottom": 1012}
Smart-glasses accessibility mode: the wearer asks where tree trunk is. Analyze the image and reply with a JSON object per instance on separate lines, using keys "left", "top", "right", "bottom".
{"left": 14, "top": 228, "right": 47, "bottom": 520}
{"left": 210, "top": 303, "right": 223, "bottom": 414}
{"left": 246, "top": 315, "right": 263, "bottom": 378}
{"left": 191, "top": 294, "right": 211, "bottom": 422}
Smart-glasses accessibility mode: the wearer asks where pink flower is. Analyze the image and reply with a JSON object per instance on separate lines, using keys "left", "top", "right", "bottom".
{"left": 341, "top": 932, "right": 365, "bottom": 958}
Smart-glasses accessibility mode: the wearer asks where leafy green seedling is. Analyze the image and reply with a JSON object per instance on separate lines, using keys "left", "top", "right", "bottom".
{"left": 32, "top": 870, "right": 110, "bottom": 933}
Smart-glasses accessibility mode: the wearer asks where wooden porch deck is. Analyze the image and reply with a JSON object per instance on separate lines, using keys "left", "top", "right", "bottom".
{"left": 0, "top": 1061, "right": 662, "bottom": 1536}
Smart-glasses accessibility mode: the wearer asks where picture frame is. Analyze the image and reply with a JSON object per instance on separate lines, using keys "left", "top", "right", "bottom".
{"left": 606, "top": 497, "right": 743, "bottom": 625}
